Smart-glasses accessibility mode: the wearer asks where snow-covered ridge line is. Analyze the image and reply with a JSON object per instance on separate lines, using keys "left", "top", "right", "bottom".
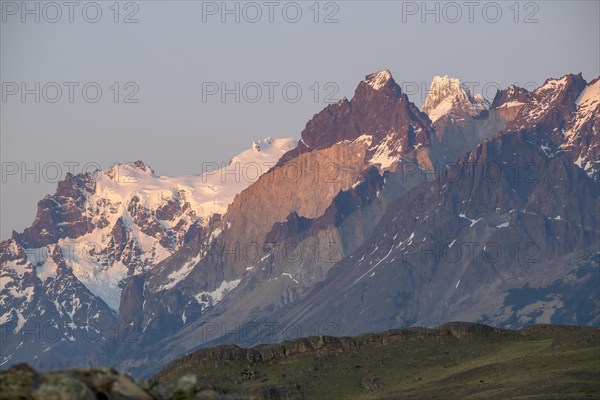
{"left": 194, "top": 279, "right": 241, "bottom": 309}
{"left": 4, "top": 137, "right": 297, "bottom": 312}
{"left": 92, "top": 137, "right": 297, "bottom": 219}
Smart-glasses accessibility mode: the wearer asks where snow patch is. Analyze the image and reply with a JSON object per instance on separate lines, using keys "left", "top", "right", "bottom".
{"left": 459, "top": 213, "right": 482, "bottom": 227}
{"left": 496, "top": 101, "right": 525, "bottom": 108}
{"left": 159, "top": 253, "right": 203, "bottom": 291}
{"left": 365, "top": 70, "right": 392, "bottom": 90}
{"left": 368, "top": 134, "right": 401, "bottom": 170}
{"left": 280, "top": 273, "right": 299, "bottom": 284}
{"left": 194, "top": 279, "right": 241, "bottom": 308}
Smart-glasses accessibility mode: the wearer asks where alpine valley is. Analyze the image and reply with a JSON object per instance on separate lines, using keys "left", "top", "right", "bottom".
{"left": 1, "top": 70, "right": 598, "bottom": 379}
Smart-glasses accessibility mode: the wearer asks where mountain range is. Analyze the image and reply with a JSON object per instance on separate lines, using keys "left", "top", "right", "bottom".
{"left": 1, "top": 69, "right": 598, "bottom": 377}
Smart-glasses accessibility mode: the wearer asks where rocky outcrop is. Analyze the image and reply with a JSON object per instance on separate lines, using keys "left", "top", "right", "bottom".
{"left": 1, "top": 364, "right": 154, "bottom": 400}
{"left": 0, "top": 363, "right": 300, "bottom": 400}
{"left": 13, "top": 173, "right": 97, "bottom": 248}
{"left": 155, "top": 322, "right": 507, "bottom": 380}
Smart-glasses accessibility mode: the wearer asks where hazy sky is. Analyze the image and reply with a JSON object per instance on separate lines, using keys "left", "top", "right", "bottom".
{"left": 1, "top": 0, "right": 599, "bottom": 239}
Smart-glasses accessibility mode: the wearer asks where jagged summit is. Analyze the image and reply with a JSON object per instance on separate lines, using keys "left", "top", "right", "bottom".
{"left": 357, "top": 69, "right": 402, "bottom": 98}
{"left": 103, "top": 160, "right": 155, "bottom": 181}
{"left": 498, "top": 73, "right": 587, "bottom": 131}
{"left": 275, "top": 69, "right": 429, "bottom": 169}
{"left": 422, "top": 75, "right": 489, "bottom": 123}
{"left": 364, "top": 69, "right": 395, "bottom": 90}
{"left": 491, "top": 84, "right": 531, "bottom": 109}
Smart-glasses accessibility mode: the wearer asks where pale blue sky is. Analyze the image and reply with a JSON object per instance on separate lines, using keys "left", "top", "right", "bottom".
{"left": 1, "top": 0, "right": 599, "bottom": 239}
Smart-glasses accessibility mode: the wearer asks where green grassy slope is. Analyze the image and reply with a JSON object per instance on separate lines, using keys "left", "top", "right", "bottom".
{"left": 151, "top": 323, "right": 600, "bottom": 399}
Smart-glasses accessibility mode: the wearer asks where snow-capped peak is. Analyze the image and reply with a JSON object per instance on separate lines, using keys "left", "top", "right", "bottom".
{"left": 422, "top": 75, "right": 489, "bottom": 123}
{"left": 365, "top": 69, "right": 394, "bottom": 90}
{"left": 6, "top": 137, "right": 297, "bottom": 313}
{"left": 531, "top": 76, "right": 573, "bottom": 105}
{"left": 540, "top": 75, "right": 570, "bottom": 90}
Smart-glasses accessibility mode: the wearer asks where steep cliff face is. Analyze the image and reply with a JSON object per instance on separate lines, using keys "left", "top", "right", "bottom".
{"left": 13, "top": 173, "right": 97, "bottom": 248}
{"left": 492, "top": 84, "right": 531, "bottom": 121}
{"left": 269, "top": 130, "right": 599, "bottom": 338}
{"left": 561, "top": 77, "right": 600, "bottom": 180}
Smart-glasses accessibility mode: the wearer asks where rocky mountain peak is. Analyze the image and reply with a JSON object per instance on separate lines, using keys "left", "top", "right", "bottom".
{"left": 275, "top": 69, "right": 430, "bottom": 169}
{"left": 364, "top": 69, "right": 395, "bottom": 91}
{"left": 491, "top": 84, "right": 531, "bottom": 109}
{"left": 132, "top": 160, "right": 152, "bottom": 172}
{"left": 532, "top": 73, "right": 587, "bottom": 106}
{"left": 497, "top": 73, "right": 588, "bottom": 134}
{"left": 422, "top": 75, "right": 489, "bottom": 123}
{"left": 354, "top": 69, "right": 402, "bottom": 100}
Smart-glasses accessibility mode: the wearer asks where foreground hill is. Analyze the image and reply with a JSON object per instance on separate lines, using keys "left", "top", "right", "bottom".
{"left": 2, "top": 323, "right": 599, "bottom": 399}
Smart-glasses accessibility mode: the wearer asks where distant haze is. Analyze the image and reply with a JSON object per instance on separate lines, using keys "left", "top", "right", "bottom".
{"left": 1, "top": 0, "right": 599, "bottom": 239}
